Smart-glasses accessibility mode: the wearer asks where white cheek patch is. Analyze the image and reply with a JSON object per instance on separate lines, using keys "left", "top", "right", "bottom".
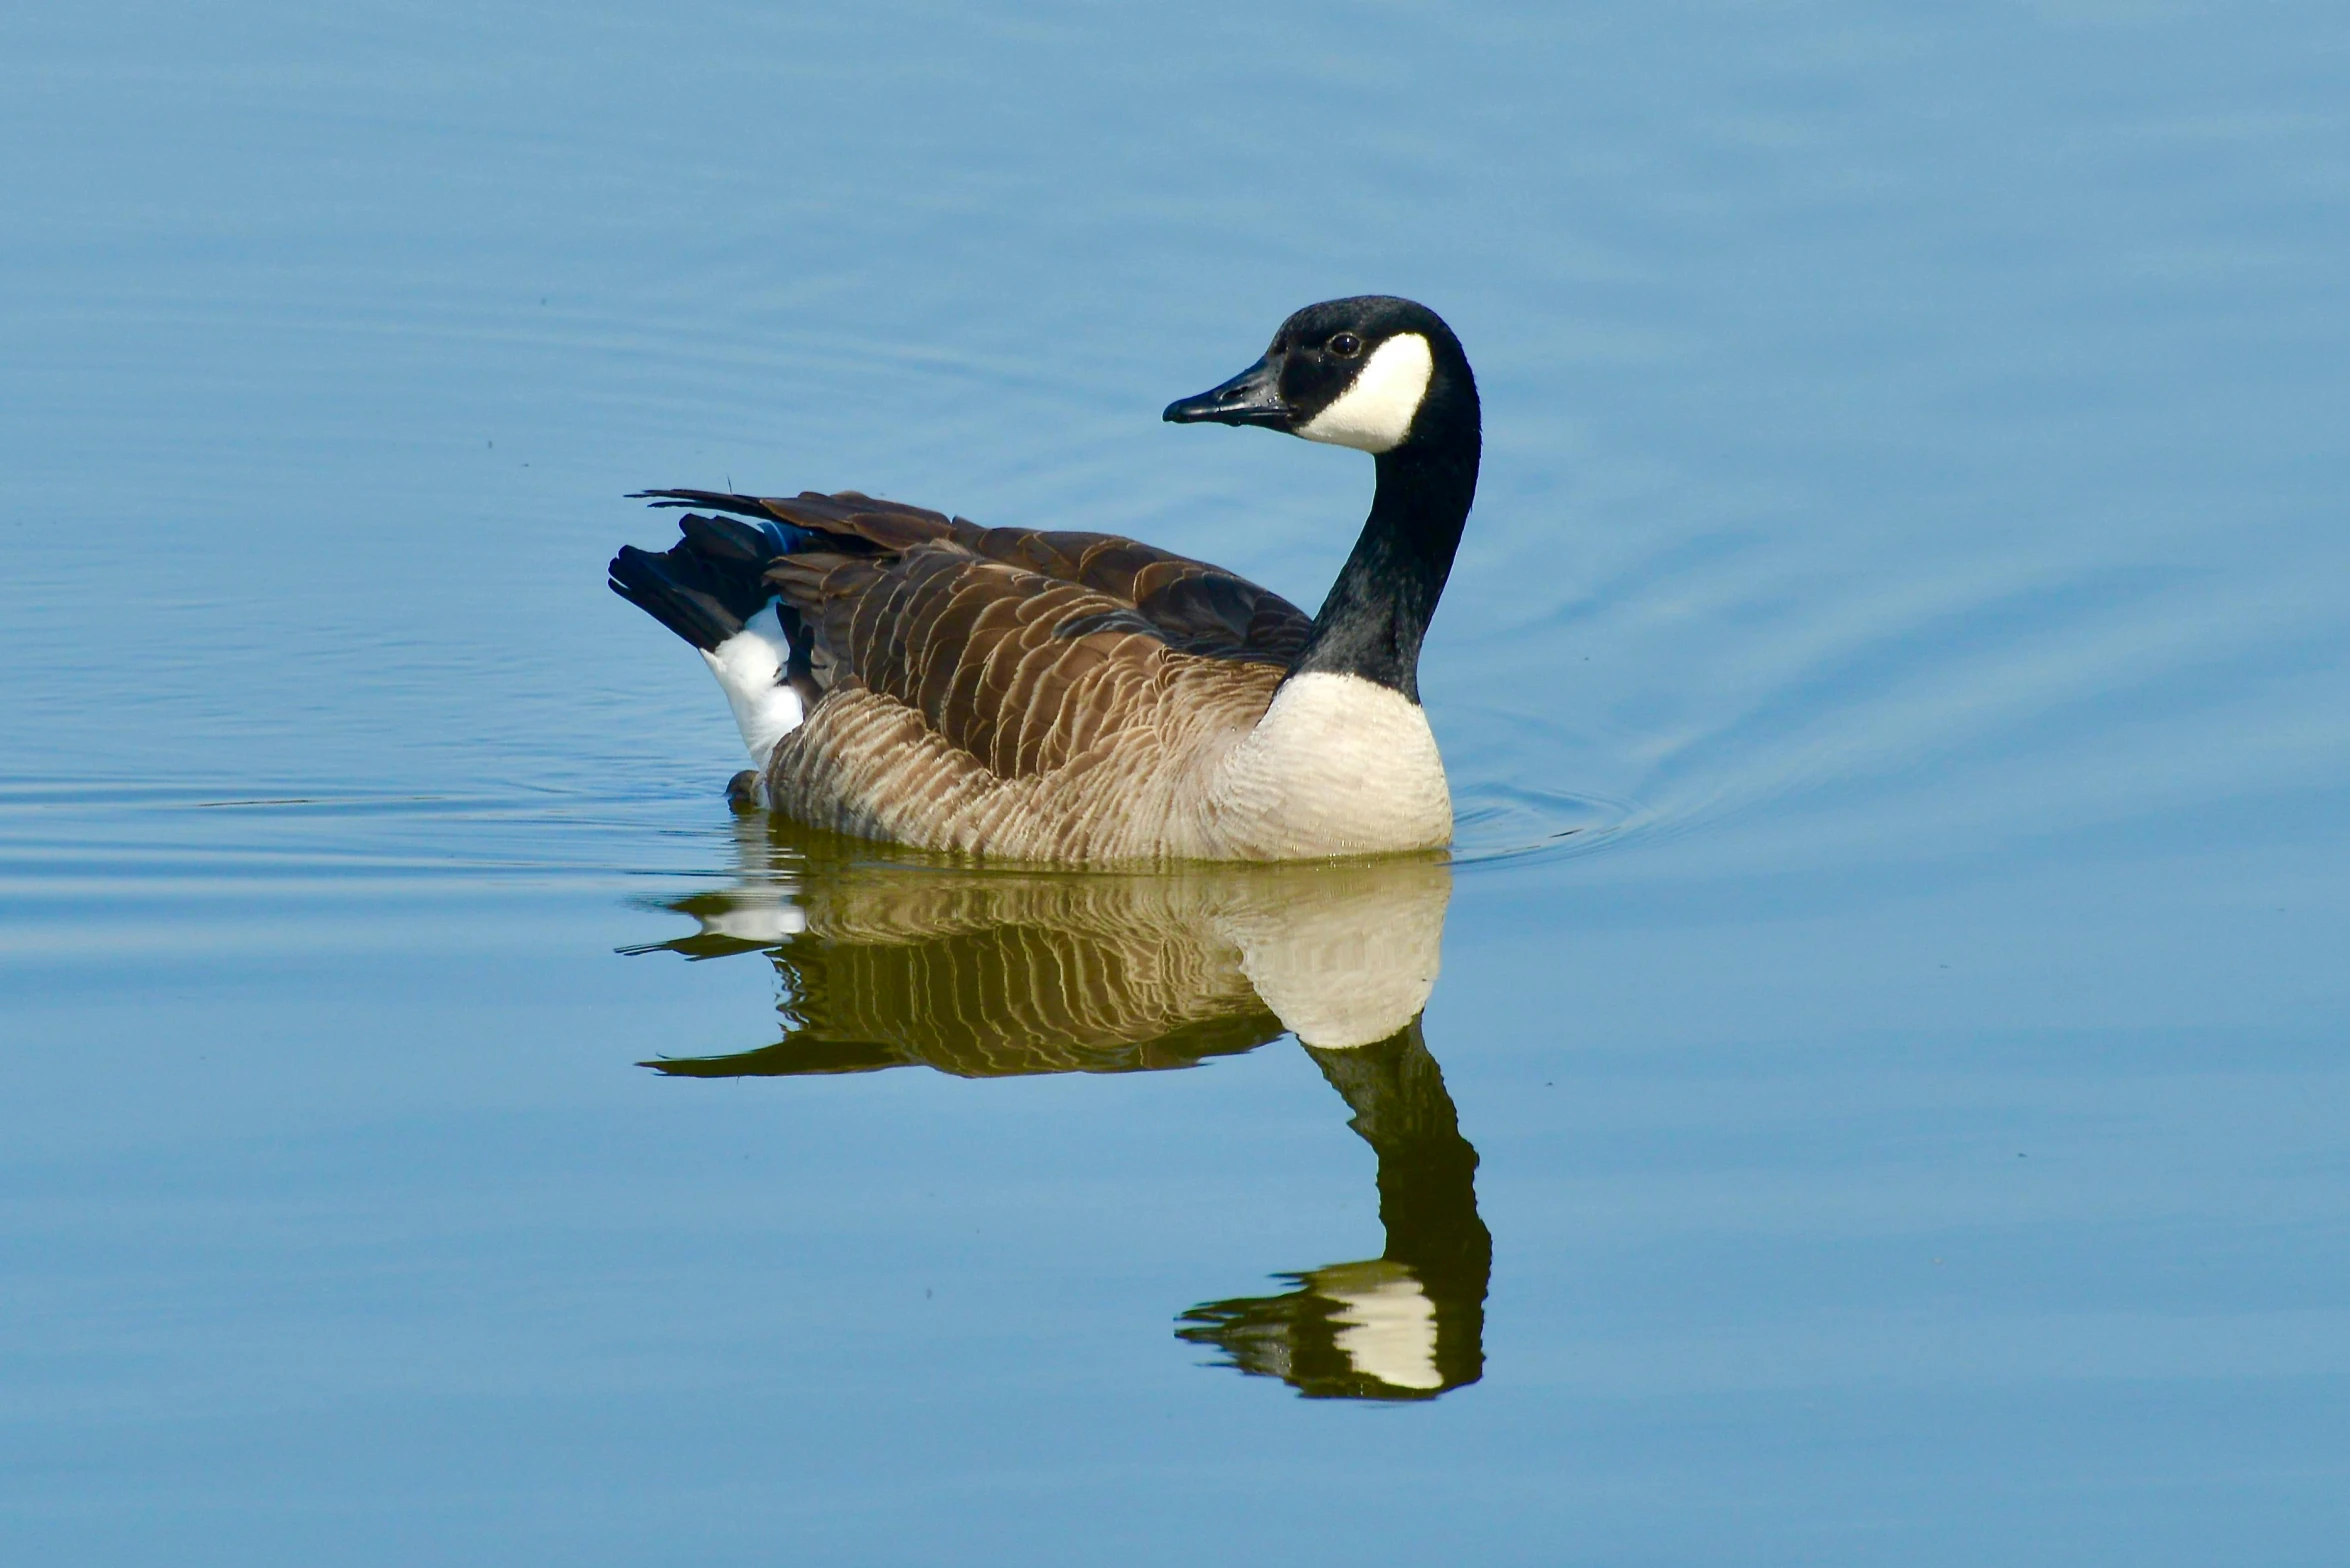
{"left": 1296, "top": 332, "right": 1434, "bottom": 453}
{"left": 698, "top": 601, "right": 805, "bottom": 767}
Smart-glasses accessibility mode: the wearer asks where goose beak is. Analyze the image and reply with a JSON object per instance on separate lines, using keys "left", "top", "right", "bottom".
{"left": 1164, "top": 354, "right": 1293, "bottom": 429}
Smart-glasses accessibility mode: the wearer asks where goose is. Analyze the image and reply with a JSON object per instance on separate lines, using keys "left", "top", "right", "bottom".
{"left": 608, "top": 294, "right": 1479, "bottom": 862}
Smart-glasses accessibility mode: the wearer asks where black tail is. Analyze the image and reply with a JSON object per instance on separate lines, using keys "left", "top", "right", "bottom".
{"left": 608, "top": 510, "right": 806, "bottom": 654}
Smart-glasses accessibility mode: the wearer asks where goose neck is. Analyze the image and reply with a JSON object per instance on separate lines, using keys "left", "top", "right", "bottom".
{"left": 1290, "top": 428, "right": 1481, "bottom": 702}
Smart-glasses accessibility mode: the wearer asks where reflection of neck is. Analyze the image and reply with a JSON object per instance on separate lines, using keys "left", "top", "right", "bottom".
{"left": 1304, "top": 1020, "right": 1492, "bottom": 1304}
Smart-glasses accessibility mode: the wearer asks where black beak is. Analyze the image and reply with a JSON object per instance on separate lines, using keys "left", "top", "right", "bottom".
{"left": 1163, "top": 354, "right": 1293, "bottom": 429}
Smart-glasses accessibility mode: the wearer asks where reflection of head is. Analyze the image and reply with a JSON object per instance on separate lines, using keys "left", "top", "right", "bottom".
{"left": 1177, "top": 1260, "right": 1462, "bottom": 1401}
{"left": 1177, "top": 1022, "right": 1490, "bottom": 1400}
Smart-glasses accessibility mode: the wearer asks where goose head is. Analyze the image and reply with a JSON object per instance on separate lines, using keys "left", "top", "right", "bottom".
{"left": 1163, "top": 295, "right": 1475, "bottom": 456}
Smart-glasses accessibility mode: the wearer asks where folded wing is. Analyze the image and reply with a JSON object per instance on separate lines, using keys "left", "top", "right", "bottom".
{"left": 635, "top": 489, "right": 1313, "bottom": 781}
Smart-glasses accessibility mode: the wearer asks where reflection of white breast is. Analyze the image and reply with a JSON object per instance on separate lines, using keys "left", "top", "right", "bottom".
{"left": 1216, "top": 855, "right": 1448, "bottom": 1049}
{"left": 1324, "top": 1267, "right": 1443, "bottom": 1391}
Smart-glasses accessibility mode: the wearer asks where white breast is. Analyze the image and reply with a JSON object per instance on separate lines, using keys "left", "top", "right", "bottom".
{"left": 1200, "top": 671, "right": 1452, "bottom": 859}
{"left": 1213, "top": 856, "right": 1448, "bottom": 1048}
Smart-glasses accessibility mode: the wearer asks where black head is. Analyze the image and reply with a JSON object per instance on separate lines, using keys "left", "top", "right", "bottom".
{"left": 1163, "top": 296, "right": 1476, "bottom": 455}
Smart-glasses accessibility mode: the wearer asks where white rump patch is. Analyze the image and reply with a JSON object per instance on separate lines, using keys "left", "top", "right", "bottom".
{"left": 1223, "top": 831, "right": 1447, "bottom": 1047}
{"left": 1296, "top": 332, "right": 1434, "bottom": 454}
{"left": 698, "top": 602, "right": 804, "bottom": 767}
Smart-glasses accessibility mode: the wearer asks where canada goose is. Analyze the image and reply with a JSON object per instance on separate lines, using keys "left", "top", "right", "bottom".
{"left": 608, "top": 295, "right": 1479, "bottom": 862}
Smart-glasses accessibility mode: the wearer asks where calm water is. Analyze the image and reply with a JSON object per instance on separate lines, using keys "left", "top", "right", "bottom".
{"left": 6, "top": 2, "right": 2349, "bottom": 1562}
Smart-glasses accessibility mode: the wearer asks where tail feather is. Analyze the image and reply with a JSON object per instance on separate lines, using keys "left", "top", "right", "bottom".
{"left": 610, "top": 545, "right": 746, "bottom": 652}
{"left": 627, "top": 487, "right": 791, "bottom": 519}
{"left": 679, "top": 508, "right": 809, "bottom": 564}
{"left": 611, "top": 507, "right": 821, "bottom": 769}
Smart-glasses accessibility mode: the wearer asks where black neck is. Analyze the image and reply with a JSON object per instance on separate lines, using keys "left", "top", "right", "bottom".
{"left": 1289, "top": 412, "right": 1480, "bottom": 703}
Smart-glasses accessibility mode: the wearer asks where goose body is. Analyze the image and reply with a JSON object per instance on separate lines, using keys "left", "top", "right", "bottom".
{"left": 610, "top": 296, "right": 1480, "bottom": 864}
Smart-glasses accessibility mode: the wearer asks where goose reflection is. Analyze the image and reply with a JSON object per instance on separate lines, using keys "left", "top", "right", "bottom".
{"left": 630, "top": 815, "right": 1490, "bottom": 1400}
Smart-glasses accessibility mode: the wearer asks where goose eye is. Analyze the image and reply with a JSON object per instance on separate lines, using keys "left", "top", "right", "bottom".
{"left": 1327, "top": 331, "right": 1363, "bottom": 358}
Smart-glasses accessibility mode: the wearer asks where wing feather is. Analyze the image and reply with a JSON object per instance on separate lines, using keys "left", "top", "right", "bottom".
{"left": 639, "top": 488, "right": 1310, "bottom": 784}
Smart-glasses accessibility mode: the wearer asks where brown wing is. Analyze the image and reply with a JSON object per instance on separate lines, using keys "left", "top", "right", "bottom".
{"left": 946, "top": 525, "right": 1314, "bottom": 664}
{"left": 766, "top": 545, "right": 1184, "bottom": 779}
{"left": 637, "top": 489, "right": 1314, "bottom": 780}
{"left": 638, "top": 488, "right": 1314, "bottom": 662}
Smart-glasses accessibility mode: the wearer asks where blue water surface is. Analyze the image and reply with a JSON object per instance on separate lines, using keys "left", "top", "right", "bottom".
{"left": 3, "top": 2, "right": 2348, "bottom": 1563}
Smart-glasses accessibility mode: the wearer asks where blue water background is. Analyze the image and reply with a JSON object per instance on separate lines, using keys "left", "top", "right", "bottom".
{"left": 4, "top": 2, "right": 2348, "bottom": 1562}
